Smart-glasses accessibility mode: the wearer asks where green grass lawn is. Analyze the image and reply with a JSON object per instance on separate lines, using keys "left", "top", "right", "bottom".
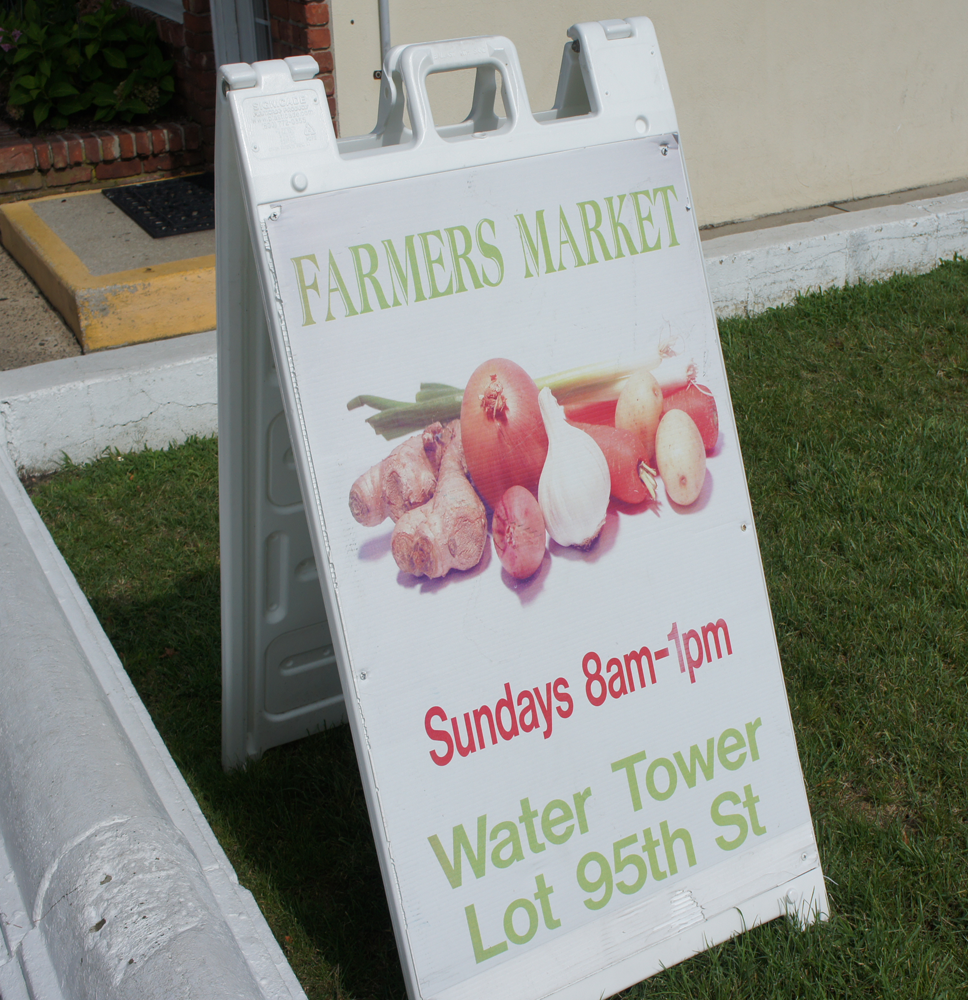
{"left": 26, "top": 258, "right": 968, "bottom": 999}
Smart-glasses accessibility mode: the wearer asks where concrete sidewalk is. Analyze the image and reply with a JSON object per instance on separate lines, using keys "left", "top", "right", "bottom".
{"left": 0, "top": 240, "right": 80, "bottom": 370}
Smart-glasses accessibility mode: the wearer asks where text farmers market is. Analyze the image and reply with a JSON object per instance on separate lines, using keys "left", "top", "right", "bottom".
{"left": 288, "top": 185, "right": 684, "bottom": 325}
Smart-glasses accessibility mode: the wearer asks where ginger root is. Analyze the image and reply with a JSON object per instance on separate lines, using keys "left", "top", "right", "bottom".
{"left": 391, "top": 421, "right": 487, "bottom": 578}
{"left": 349, "top": 422, "right": 446, "bottom": 526}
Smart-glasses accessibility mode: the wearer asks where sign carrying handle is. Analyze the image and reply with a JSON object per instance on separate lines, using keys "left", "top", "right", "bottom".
{"left": 388, "top": 35, "right": 539, "bottom": 146}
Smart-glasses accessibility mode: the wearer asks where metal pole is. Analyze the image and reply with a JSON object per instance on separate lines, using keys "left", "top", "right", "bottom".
{"left": 378, "top": 0, "right": 391, "bottom": 61}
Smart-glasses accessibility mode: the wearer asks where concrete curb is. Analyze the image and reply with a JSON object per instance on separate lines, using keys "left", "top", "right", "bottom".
{"left": 1, "top": 190, "right": 966, "bottom": 474}
{"left": 0, "top": 330, "right": 217, "bottom": 474}
{"left": 0, "top": 194, "right": 216, "bottom": 352}
{"left": 0, "top": 444, "right": 307, "bottom": 1000}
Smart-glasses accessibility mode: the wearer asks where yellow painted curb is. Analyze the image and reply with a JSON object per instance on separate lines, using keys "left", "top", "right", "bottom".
{"left": 0, "top": 191, "right": 215, "bottom": 352}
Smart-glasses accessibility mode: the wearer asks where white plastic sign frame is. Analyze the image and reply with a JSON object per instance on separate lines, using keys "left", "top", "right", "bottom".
{"left": 216, "top": 18, "right": 828, "bottom": 1000}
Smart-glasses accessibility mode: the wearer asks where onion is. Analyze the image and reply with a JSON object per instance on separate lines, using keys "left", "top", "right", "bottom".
{"left": 492, "top": 486, "right": 546, "bottom": 579}
{"left": 461, "top": 359, "right": 548, "bottom": 510}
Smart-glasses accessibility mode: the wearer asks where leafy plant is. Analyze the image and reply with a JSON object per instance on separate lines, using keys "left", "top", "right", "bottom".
{"left": 0, "top": 0, "right": 174, "bottom": 129}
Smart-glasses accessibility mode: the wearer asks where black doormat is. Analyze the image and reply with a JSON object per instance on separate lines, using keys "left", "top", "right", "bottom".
{"left": 102, "top": 173, "right": 215, "bottom": 238}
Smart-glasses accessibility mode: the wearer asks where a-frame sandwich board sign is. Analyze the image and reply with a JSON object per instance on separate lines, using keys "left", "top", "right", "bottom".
{"left": 216, "top": 18, "right": 828, "bottom": 1000}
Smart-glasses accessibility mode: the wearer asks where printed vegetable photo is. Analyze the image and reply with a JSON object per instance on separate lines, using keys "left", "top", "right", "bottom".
{"left": 347, "top": 340, "right": 720, "bottom": 584}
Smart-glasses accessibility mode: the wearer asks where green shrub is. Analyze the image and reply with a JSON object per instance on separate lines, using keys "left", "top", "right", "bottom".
{"left": 0, "top": 0, "right": 174, "bottom": 129}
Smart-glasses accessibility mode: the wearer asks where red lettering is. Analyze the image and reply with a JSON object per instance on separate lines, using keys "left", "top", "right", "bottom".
{"left": 496, "top": 682, "right": 520, "bottom": 740}
{"left": 684, "top": 628, "right": 704, "bottom": 681}
{"left": 702, "top": 619, "right": 732, "bottom": 660}
{"left": 517, "top": 688, "right": 539, "bottom": 732}
{"left": 554, "top": 677, "right": 573, "bottom": 718}
{"left": 453, "top": 712, "right": 477, "bottom": 757}
{"left": 425, "top": 706, "right": 453, "bottom": 766}
{"left": 606, "top": 657, "right": 628, "bottom": 699}
{"left": 473, "top": 705, "right": 498, "bottom": 748}
{"left": 583, "top": 651, "right": 607, "bottom": 706}
{"left": 624, "top": 647, "right": 655, "bottom": 690}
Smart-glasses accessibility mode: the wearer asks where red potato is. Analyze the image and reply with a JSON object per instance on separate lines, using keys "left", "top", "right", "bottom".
{"left": 661, "top": 382, "right": 719, "bottom": 452}
{"left": 569, "top": 421, "right": 657, "bottom": 505}
{"left": 492, "top": 485, "right": 546, "bottom": 579}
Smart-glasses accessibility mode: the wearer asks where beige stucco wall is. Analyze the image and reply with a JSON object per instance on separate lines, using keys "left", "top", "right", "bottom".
{"left": 330, "top": 2, "right": 968, "bottom": 228}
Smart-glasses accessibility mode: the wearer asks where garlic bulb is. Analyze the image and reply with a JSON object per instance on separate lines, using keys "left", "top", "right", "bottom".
{"left": 537, "top": 386, "right": 611, "bottom": 547}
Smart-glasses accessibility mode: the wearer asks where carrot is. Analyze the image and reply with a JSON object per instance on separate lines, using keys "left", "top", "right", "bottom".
{"left": 348, "top": 422, "right": 446, "bottom": 526}
{"left": 562, "top": 399, "right": 618, "bottom": 426}
{"left": 569, "top": 421, "right": 657, "bottom": 505}
{"left": 661, "top": 383, "right": 719, "bottom": 452}
{"left": 391, "top": 421, "right": 487, "bottom": 578}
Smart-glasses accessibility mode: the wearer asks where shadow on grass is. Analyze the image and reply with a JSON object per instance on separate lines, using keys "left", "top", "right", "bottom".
{"left": 91, "top": 571, "right": 407, "bottom": 1000}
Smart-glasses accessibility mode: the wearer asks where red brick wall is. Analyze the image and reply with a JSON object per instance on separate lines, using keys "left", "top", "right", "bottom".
{"left": 122, "top": 0, "right": 217, "bottom": 163}
{"left": 268, "top": 2, "right": 336, "bottom": 126}
{"left": 0, "top": 122, "right": 204, "bottom": 202}
{"left": 126, "top": 0, "right": 337, "bottom": 147}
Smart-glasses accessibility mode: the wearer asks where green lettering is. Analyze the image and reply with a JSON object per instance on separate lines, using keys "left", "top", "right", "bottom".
{"left": 717, "top": 728, "right": 747, "bottom": 771}
{"left": 711, "top": 791, "right": 748, "bottom": 850}
{"left": 604, "top": 195, "right": 639, "bottom": 258}
{"left": 659, "top": 820, "right": 696, "bottom": 875}
{"left": 489, "top": 820, "right": 525, "bottom": 869}
{"left": 641, "top": 825, "right": 667, "bottom": 880}
{"left": 645, "top": 757, "right": 677, "bottom": 801}
{"left": 577, "top": 199, "right": 613, "bottom": 264}
{"left": 652, "top": 184, "right": 680, "bottom": 247}
{"left": 503, "top": 899, "right": 538, "bottom": 945}
{"left": 429, "top": 815, "right": 487, "bottom": 888}
{"left": 673, "top": 738, "right": 716, "bottom": 788}
{"left": 476, "top": 218, "right": 504, "bottom": 287}
{"left": 349, "top": 243, "right": 390, "bottom": 314}
{"left": 418, "top": 230, "right": 454, "bottom": 298}
{"left": 290, "top": 253, "right": 320, "bottom": 326}
{"left": 611, "top": 751, "right": 646, "bottom": 811}
{"left": 445, "top": 225, "right": 483, "bottom": 292}
{"left": 557, "top": 206, "right": 586, "bottom": 270}
{"left": 534, "top": 873, "right": 561, "bottom": 929}
{"left": 382, "top": 236, "right": 427, "bottom": 306}
{"left": 743, "top": 784, "right": 767, "bottom": 836}
{"left": 630, "top": 190, "right": 661, "bottom": 252}
{"left": 325, "top": 251, "right": 359, "bottom": 321}
{"left": 514, "top": 210, "right": 554, "bottom": 278}
{"left": 465, "top": 904, "right": 508, "bottom": 963}
{"left": 746, "top": 718, "right": 763, "bottom": 761}
{"left": 518, "top": 798, "right": 546, "bottom": 853}
{"left": 540, "top": 799, "right": 574, "bottom": 845}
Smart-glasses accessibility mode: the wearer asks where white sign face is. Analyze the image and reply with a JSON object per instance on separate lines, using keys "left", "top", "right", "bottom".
{"left": 263, "top": 137, "right": 823, "bottom": 1000}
